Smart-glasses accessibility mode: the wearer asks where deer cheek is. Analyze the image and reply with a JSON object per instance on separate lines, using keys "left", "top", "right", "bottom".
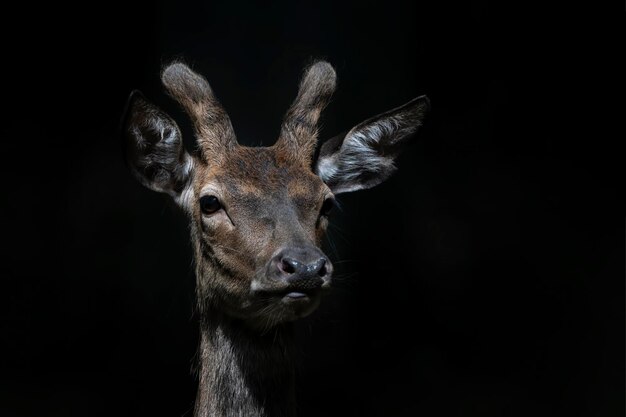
{"left": 200, "top": 211, "right": 235, "bottom": 234}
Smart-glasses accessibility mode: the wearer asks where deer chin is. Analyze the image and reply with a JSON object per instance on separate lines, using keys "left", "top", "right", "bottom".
{"left": 248, "top": 294, "right": 322, "bottom": 329}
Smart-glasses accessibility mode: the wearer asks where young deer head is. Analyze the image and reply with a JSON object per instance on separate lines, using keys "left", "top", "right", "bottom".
{"left": 123, "top": 61, "right": 429, "bottom": 331}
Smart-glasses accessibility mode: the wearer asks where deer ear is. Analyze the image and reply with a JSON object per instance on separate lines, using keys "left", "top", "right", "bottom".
{"left": 122, "top": 90, "right": 193, "bottom": 202}
{"left": 314, "top": 95, "right": 429, "bottom": 194}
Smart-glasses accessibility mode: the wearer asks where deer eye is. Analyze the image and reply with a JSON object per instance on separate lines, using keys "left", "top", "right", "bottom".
{"left": 320, "top": 197, "right": 335, "bottom": 217}
{"left": 199, "top": 195, "right": 222, "bottom": 215}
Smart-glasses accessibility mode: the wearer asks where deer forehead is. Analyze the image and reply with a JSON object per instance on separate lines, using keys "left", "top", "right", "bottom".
{"left": 194, "top": 147, "right": 329, "bottom": 208}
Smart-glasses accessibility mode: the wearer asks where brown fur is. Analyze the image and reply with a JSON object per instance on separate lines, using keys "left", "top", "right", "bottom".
{"left": 122, "top": 60, "right": 428, "bottom": 417}
{"left": 162, "top": 62, "right": 237, "bottom": 162}
{"left": 275, "top": 61, "right": 337, "bottom": 164}
{"left": 188, "top": 146, "right": 330, "bottom": 324}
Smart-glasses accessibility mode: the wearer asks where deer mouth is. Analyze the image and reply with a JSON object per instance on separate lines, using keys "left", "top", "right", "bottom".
{"left": 284, "top": 291, "right": 309, "bottom": 299}
{"left": 281, "top": 287, "right": 324, "bottom": 302}
{"left": 251, "top": 274, "right": 330, "bottom": 300}
{"left": 247, "top": 280, "right": 331, "bottom": 324}
{"left": 249, "top": 270, "right": 332, "bottom": 321}
{"left": 255, "top": 287, "right": 323, "bottom": 302}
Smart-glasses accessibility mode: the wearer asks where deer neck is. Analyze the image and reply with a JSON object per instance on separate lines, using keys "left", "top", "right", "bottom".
{"left": 194, "top": 311, "right": 297, "bottom": 417}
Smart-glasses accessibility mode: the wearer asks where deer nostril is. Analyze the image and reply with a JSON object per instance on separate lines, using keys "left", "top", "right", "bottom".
{"left": 280, "top": 258, "right": 296, "bottom": 274}
{"left": 318, "top": 261, "right": 327, "bottom": 277}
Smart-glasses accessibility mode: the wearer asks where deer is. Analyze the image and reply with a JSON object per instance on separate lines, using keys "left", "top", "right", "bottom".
{"left": 122, "top": 60, "right": 429, "bottom": 417}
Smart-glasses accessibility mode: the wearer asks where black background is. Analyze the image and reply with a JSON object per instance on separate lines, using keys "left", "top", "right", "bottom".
{"left": 0, "top": 1, "right": 622, "bottom": 416}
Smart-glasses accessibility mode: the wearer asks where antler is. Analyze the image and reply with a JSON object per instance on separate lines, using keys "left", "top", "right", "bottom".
{"left": 161, "top": 62, "right": 237, "bottom": 160}
{"left": 275, "top": 61, "right": 337, "bottom": 164}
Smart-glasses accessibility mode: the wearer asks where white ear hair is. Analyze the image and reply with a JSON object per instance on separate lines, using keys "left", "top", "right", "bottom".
{"left": 174, "top": 157, "right": 196, "bottom": 212}
{"left": 315, "top": 95, "right": 429, "bottom": 194}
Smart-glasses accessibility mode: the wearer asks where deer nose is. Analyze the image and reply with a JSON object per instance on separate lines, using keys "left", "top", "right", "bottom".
{"left": 272, "top": 247, "right": 332, "bottom": 290}
{"left": 280, "top": 257, "right": 328, "bottom": 279}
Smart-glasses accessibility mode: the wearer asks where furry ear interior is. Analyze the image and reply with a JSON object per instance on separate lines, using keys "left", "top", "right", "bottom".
{"left": 122, "top": 90, "right": 193, "bottom": 200}
{"left": 315, "top": 95, "right": 430, "bottom": 194}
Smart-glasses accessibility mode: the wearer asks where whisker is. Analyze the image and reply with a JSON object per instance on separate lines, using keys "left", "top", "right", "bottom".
{"left": 331, "top": 259, "right": 358, "bottom": 265}
{"left": 327, "top": 223, "right": 351, "bottom": 246}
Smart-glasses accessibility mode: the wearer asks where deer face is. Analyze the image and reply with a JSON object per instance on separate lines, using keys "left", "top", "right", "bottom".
{"left": 123, "top": 62, "right": 428, "bottom": 328}
{"left": 188, "top": 146, "right": 334, "bottom": 326}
